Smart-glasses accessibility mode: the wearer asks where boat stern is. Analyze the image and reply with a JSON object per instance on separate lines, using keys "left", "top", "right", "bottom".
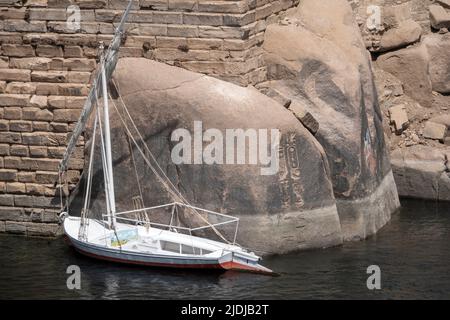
{"left": 219, "top": 252, "right": 274, "bottom": 275}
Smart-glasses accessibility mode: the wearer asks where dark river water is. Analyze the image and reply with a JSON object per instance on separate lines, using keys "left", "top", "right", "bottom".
{"left": 1, "top": 199, "right": 449, "bottom": 300}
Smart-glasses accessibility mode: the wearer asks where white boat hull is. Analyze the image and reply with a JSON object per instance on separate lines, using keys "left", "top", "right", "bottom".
{"left": 63, "top": 216, "right": 273, "bottom": 275}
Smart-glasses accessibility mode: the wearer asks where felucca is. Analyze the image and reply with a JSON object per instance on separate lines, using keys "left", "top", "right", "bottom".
{"left": 59, "top": 1, "right": 273, "bottom": 275}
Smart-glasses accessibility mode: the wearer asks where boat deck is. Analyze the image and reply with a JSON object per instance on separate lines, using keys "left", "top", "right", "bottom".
{"left": 65, "top": 216, "right": 262, "bottom": 263}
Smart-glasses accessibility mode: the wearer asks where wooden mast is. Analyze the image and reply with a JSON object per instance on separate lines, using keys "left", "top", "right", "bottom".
{"left": 100, "top": 55, "right": 117, "bottom": 228}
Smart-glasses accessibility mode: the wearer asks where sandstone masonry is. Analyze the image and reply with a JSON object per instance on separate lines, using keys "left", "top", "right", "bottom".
{"left": 0, "top": 0, "right": 300, "bottom": 236}
{"left": 1, "top": 0, "right": 430, "bottom": 237}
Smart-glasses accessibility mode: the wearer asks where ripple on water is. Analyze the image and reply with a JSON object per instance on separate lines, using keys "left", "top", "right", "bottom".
{"left": 1, "top": 199, "right": 449, "bottom": 299}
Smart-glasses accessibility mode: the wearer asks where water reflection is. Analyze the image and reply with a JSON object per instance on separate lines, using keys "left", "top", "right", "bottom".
{"left": 1, "top": 199, "right": 449, "bottom": 299}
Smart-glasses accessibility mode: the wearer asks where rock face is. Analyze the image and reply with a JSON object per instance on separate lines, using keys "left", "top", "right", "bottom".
{"left": 361, "top": 2, "right": 425, "bottom": 53}
{"left": 377, "top": 43, "right": 433, "bottom": 108}
{"left": 261, "top": 0, "right": 400, "bottom": 241}
{"left": 391, "top": 146, "right": 450, "bottom": 201}
{"left": 430, "top": 114, "right": 450, "bottom": 128}
{"left": 423, "top": 34, "right": 450, "bottom": 94}
{"left": 430, "top": 4, "right": 450, "bottom": 30}
{"left": 377, "top": 32, "right": 450, "bottom": 101}
{"left": 423, "top": 121, "right": 448, "bottom": 142}
{"left": 79, "top": 58, "right": 343, "bottom": 254}
{"left": 383, "top": 2, "right": 414, "bottom": 28}
{"left": 379, "top": 19, "right": 422, "bottom": 53}
{"left": 389, "top": 104, "right": 409, "bottom": 135}
{"left": 437, "top": 0, "right": 450, "bottom": 9}
{"left": 373, "top": 38, "right": 450, "bottom": 202}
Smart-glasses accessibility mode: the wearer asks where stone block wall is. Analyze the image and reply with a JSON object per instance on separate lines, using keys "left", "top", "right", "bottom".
{"left": 0, "top": 0, "right": 300, "bottom": 236}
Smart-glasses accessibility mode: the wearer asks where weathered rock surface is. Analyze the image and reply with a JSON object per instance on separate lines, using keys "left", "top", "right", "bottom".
{"left": 424, "top": 121, "right": 448, "bottom": 142}
{"left": 423, "top": 34, "right": 450, "bottom": 94}
{"left": 362, "top": 2, "right": 421, "bottom": 53}
{"left": 430, "top": 114, "right": 450, "bottom": 128}
{"left": 445, "top": 137, "right": 450, "bottom": 146}
{"left": 261, "top": 0, "right": 400, "bottom": 241}
{"left": 379, "top": 19, "right": 422, "bottom": 52}
{"left": 430, "top": 4, "right": 450, "bottom": 30}
{"left": 1, "top": 221, "right": 61, "bottom": 237}
{"left": 377, "top": 43, "right": 433, "bottom": 107}
{"left": 79, "top": 58, "right": 344, "bottom": 254}
{"left": 257, "top": 83, "right": 319, "bottom": 135}
{"left": 389, "top": 104, "right": 409, "bottom": 135}
{"left": 391, "top": 146, "right": 450, "bottom": 201}
{"left": 373, "top": 55, "right": 450, "bottom": 202}
{"left": 437, "top": 0, "right": 450, "bottom": 9}
{"left": 377, "top": 32, "right": 450, "bottom": 101}
{"left": 383, "top": 2, "right": 413, "bottom": 28}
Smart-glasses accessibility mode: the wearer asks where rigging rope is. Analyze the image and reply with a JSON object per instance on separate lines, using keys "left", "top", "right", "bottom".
{"left": 124, "top": 118, "right": 150, "bottom": 228}
{"left": 112, "top": 79, "right": 192, "bottom": 204}
{"left": 58, "top": 172, "right": 64, "bottom": 211}
{"left": 78, "top": 98, "right": 99, "bottom": 241}
{"left": 107, "top": 87, "right": 231, "bottom": 244}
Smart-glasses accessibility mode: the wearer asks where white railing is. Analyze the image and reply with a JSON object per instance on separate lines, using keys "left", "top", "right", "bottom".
{"left": 101, "top": 202, "right": 240, "bottom": 244}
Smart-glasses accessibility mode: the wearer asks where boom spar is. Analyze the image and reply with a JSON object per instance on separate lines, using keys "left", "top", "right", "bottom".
{"left": 59, "top": 0, "right": 133, "bottom": 173}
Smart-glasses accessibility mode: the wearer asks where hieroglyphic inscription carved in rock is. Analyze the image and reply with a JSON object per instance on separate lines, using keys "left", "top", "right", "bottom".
{"left": 278, "top": 133, "right": 305, "bottom": 209}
